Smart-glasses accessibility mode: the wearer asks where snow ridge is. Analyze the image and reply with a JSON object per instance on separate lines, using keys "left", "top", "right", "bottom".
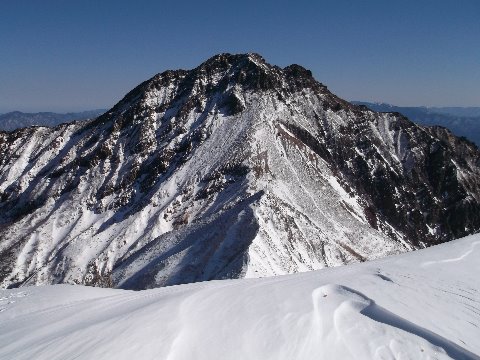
{"left": 1, "top": 234, "right": 479, "bottom": 359}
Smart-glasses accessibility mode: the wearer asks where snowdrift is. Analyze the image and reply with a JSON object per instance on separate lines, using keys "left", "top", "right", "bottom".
{"left": 1, "top": 233, "right": 479, "bottom": 359}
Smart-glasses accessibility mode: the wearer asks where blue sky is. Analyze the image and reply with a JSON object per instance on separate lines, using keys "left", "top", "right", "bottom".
{"left": 1, "top": 0, "right": 479, "bottom": 112}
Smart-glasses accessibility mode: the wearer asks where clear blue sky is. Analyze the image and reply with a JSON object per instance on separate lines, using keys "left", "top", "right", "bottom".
{"left": 1, "top": 0, "right": 479, "bottom": 112}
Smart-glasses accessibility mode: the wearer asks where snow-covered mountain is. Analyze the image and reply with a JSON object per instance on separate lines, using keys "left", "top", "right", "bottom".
{"left": 352, "top": 101, "right": 480, "bottom": 146}
{"left": 1, "top": 53, "right": 479, "bottom": 289}
{"left": 1, "top": 233, "right": 479, "bottom": 359}
{"left": 0, "top": 110, "right": 107, "bottom": 132}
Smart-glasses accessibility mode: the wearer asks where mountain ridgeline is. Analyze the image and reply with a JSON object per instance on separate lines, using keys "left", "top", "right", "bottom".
{"left": 0, "top": 110, "right": 107, "bottom": 132}
{"left": 352, "top": 101, "right": 480, "bottom": 146}
{"left": 1, "top": 53, "right": 479, "bottom": 289}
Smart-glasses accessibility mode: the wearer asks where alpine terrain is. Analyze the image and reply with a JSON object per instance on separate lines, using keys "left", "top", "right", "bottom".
{"left": 1, "top": 53, "right": 480, "bottom": 290}
{"left": 352, "top": 102, "right": 480, "bottom": 146}
{"left": 1, "top": 233, "right": 479, "bottom": 359}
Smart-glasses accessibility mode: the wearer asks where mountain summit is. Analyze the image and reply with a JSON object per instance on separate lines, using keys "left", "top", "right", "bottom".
{"left": 1, "top": 53, "right": 480, "bottom": 289}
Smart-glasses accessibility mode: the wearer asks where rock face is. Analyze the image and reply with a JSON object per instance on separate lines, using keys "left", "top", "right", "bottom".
{"left": 1, "top": 53, "right": 480, "bottom": 289}
{"left": 352, "top": 101, "right": 480, "bottom": 146}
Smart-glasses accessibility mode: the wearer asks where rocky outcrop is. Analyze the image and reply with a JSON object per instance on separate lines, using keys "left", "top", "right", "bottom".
{"left": 1, "top": 53, "right": 479, "bottom": 289}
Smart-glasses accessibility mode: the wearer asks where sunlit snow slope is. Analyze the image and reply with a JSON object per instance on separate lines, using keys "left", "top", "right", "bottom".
{"left": 1, "top": 53, "right": 480, "bottom": 289}
{"left": 1, "top": 233, "right": 479, "bottom": 360}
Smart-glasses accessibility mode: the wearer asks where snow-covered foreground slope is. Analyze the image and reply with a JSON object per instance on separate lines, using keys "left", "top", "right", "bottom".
{"left": 1, "top": 234, "right": 479, "bottom": 360}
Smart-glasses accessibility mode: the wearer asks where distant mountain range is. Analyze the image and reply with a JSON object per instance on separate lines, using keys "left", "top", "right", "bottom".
{"left": 0, "top": 110, "right": 107, "bottom": 132}
{"left": 352, "top": 102, "right": 480, "bottom": 146}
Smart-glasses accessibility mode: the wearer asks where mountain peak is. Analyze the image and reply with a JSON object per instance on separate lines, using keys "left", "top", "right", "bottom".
{"left": 1, "top": 53, "right": 480, "bottom": 290}
{"left": 111, "top": 53, "right": 319, "bottom": 121}
{"left": 180, "top": 53, "right": 322, "bottom": 92}
{"left": 197, "top": 52, "right": 268, "bottom": 70}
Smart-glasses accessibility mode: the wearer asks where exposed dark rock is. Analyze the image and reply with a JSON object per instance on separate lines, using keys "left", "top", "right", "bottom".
{"left": 0, "top": 53, "right": 479, "bottom": 290}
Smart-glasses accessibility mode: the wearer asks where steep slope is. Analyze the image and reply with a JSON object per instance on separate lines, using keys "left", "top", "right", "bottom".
{"left": 1, "top": 234, "right": 479, "bottom": 359}
{"left": 353, "top": 101, "right": 480, "bottom": 146}
{"left": 1, "top": 53, "right": 480, "bottom": 289}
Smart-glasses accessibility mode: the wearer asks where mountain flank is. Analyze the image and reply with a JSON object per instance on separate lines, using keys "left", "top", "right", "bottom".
{"left": 1, "top": 53, "right": 479, "bottom": 289}
{"left": 353, "top": 101, "right": 480, "bottom": 146}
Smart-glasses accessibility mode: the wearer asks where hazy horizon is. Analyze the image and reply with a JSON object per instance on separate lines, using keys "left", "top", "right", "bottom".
{"left": 4, "top": 101, "right": 480, "bottom": 116}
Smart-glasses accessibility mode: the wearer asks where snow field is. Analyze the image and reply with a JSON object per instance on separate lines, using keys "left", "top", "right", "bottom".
{"left": 1, "top": 234, "right": 479, "bottom": 359}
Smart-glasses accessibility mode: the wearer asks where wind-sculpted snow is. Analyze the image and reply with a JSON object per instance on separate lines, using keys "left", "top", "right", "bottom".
{"left": 0, "top": 234, "right": 479, "bottom": 359}
{"left": 1, "top": 53, "right": 480, "bottom": 289}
